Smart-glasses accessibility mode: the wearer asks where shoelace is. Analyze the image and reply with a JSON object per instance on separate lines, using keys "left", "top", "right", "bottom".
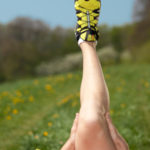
{"left": 77, "top": 7, "right": 99, "bottom": 31}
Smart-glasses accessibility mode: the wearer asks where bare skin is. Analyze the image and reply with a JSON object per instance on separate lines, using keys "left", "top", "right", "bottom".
{"left": 61, "top": 113, "right": 79, "bottom": 150}
{"left": 61, "top": 113, "right": 129, "bottom": 150}
{"left": 61, "top": 42, "right": 129, "bottom": 150}
{"left": 106, "top": 113, "right": 129, "bottom": 150}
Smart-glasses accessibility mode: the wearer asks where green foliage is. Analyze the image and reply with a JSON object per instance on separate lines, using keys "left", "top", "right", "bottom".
{"left": 132, "top": 0, "right": 150, "bottom": 46}
{"left": 0, "top": 18, "right": 82, "bottom": 82}
{"left": 131, "top": 40, "right": 150, "bottom": 63}
{"left": 0, "top": 13, "right": 150, "bottom": 83}
{"left": 0, "top": 64, "right": 150, "bottom": 150}
{"left": 61, "top": 28, "right": 80, "bottom": 55}
{"left": 111, "top": 26, "right": 123, "bottom": 53}
{"left": 98, "top": 46, "right": 118, "bottom": 65}
{"left": 97, "top": 24, "right": 111, "bottom": 49}
{"left": 120, "top": 23, "right": 136, "bottom": 49}
{"left": 36, "top": 52, "right": 82, "bottom": 75}
{"left": 0, "top": 18, "right": 118, "bottom": 82}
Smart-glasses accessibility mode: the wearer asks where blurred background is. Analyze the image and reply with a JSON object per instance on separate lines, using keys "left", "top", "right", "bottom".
{"left": 0, "top": 0, "right": 149, "bottom": 81}
{"left": 0, "top": 0, "right": 150, "bottom": 150}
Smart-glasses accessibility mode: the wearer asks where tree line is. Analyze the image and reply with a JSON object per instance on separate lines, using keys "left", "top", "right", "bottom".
{"left": 0, "top": 0, "right": 149, "bottom": 82}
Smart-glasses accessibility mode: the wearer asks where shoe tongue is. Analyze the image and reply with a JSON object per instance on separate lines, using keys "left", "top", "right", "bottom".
{"left": 77, "top": 0, "right": 101, "bottom": 10}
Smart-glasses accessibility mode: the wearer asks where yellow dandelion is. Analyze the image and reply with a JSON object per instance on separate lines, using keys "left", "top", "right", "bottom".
{"left": 48, "top": 122, "right": 53, "bottom": 127}
{"left": 106, "top": 74, "right": 110, "bottom": 79}
{"left": 56, "top": 76, "right": 65, "bottom": 82}
{"left": 52, "top": 113, "right": 59, "bottom": 119}
{"left": 29, "top": 96, "right": 34, "bottom": 102}
{"left": 13, "top": 109, "right": 19, "bottom": 114}
{"left": 6, "top": 115, "right": 12, "bottom": 120}
{"left": 72, "top": 101, "right": 78, "bottom": 107}
{"left": 12, "top": 97, "right": 24, "bottom": 104}
{"left": 120, "top": 103, "right": 126, "bottom": 108}
{"left": 116, "top": 87, "right": 122, "bottom": 92}
{"left": 67, "top": 73, "right": 73, "bottom": 79}
{"left": 144, "top": 82, "right": 149, "bottom": 88}
{"left": 2, "top": 91, "right": 9, "bottom": 96}
{"left": 61, "top": 97, "right": 69, "bottom": 104}
{"left": 57, "top": 95, "right": 72, "bottom": 105}
{"left": 16, "top": 90, "right": 22, "bottom": 97}
{"left": 12, "top": 98, "right": 18, "bottom": 104}
{"left": 7, "top": 106, "right": 11, "bottom": 111}
{"left": 43, "top": 131, "right": 48, "bottom": 136}
{"left": 34, "top": 80, "right": 39, "bottom": 85}
{"left": 35, "top": 148, "right": 40, "bottom": 150}
{"left": 45, "top": 84, "right": 53, "bottom": 92}
{"left": 110, "top": 110, "right": 114, "bottom": 115}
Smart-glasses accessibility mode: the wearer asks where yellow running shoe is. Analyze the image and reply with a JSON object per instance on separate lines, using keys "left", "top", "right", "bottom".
{"left": 74, "top": 0, "right": 101, "bottom": 42}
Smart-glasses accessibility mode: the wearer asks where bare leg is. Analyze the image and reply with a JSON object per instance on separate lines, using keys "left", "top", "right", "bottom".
{"left": 61, "top": 114, "right": 79, "bottom": 150}
{"left": 106, "top": 113, "right": 129, "bottom": 150}
{"left": 76, "top": 42, "right": 116, "bottom": 150}
{"left": 80, "top": 42, "right": 109, "bottom": 111}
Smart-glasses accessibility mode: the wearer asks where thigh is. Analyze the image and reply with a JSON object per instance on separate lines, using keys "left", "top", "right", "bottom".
{"left": 76, "top": 100, "right": 116, "bottom": 150}
{"left": 76, "top": 116, "right": 116, "bottom": 150}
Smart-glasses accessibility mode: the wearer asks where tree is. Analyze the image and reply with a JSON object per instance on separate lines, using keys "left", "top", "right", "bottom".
{"left": 0, "top": 17, "right": 53, "bottom": 81}
{"left": 110, "top": 26, "right": 124, "bottom": 62}
{"left": 133, "top": 0, "right": 150, "bottom": 22}
{"left": 97, "top": 24, "right": 111, "bottom": 49}
{"left": 132, "top": 0, "right": 150, "bottom": 46}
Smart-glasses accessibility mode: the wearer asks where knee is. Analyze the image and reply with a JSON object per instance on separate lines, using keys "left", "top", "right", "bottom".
{"left": 78, "top": 99, "right": 108, "bottom": 133}
{"left": 76, "top": 116, "right": 106, "bottom": 148}
{"left": 77, "top": 112, "right": 106, "bottom": 135}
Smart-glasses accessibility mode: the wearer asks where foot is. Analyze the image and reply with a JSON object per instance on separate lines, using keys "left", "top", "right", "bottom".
{"left": 74, "top": 0, "right": 101, "bottom": 43}
{"left": 106, "top": 113, "right": 129, "bottom": 150}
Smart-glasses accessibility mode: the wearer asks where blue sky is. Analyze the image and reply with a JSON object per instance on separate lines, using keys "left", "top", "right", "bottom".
{"left": 0, "top": 0, "right": 134, "bottom": 28}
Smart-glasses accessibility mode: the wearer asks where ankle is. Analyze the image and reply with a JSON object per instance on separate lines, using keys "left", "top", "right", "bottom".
{"left": 79, "top": 41, "right": 96, "bottom": 50}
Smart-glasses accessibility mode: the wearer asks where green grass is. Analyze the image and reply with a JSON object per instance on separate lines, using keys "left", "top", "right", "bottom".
{"left": 0, "top": 64, "right": 150, "bottom": 150}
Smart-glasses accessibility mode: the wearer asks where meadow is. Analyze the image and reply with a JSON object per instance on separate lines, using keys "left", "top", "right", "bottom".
{"left": 0, "top": 64, "right": 150, "bottom": 150}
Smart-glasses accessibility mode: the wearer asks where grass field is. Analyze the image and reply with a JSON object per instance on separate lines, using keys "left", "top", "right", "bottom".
{"left": 0, "top": 64, "right": 150, "bottom": 150}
